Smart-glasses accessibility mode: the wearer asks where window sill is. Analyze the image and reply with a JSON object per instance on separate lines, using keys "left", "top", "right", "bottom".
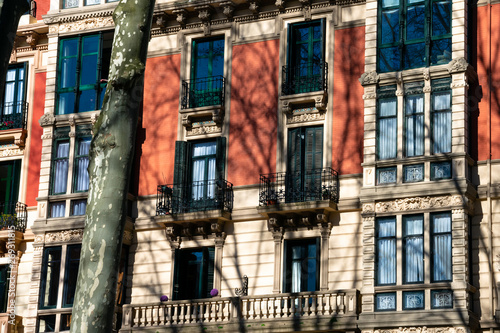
{"left": 53, "top": 111, "right": 100, "bottom": 127}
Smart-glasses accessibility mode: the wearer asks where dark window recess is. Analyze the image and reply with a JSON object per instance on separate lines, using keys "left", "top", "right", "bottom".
{"left": 283, "top": 238, "right": 319, "bottom": 293}
{"left": 1, "top": 63, "right": 27, "bottom": 130}
{"left": 173, "top": 247, "right": 215, "bottom": 300}
{"left": 283, "top": 20, "right": 327, "bottom": 95}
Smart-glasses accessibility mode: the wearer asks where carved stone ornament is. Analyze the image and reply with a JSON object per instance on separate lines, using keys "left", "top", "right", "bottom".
{"left": 375, "top": 195, "right": 463, "bottom": 213}
{"left": 287, "top": 112, "right": 325, "bottom": 124}
{"left": 39, "top": 113, "right": 55, "bottom": 126}
{"left": 275, "top": 0, "right": 286, "bottom": 10}
{"left": 186, "top": 124, "right": 222, "bottom": 136}
{"left": 299, "top": 0, "right": 312, "bottom": 20}
{"left": 44, "top": 229, "right": 84, "bottom": 243}
{"left": 359, "top": 71, "right": 379, "bottom": 86}
{"left": 249, "top": 1, "right": 260, "bottom": 14}
{"left": 221, "top": 1, "right": 235, "bottom": 19}
{"left": 211, "top": 221, "right": 225, "bottom": 234}
{"left": 68, "top": 114, "right": 75, "bottom": 127}
{"left": 123, "top": 230, "right": 134, "bottom": 244}
{"left": 366, "top": 327, "right": 469, "bottom": 333}
{"left": 423, "top": 68, "right": 430, "bottom": 81}
{"left": 34, "top": 235, "right": 44, "bottom": 244}
{"left": 58, "top": 17, "right": 114, "bottom": 33}
{"left": 155, "top": 13, "right": 168, "bottom": 28}
{"left": 0, "top": 148, "right": 23, "bottom": 157}
{"left": 448, "top": 57, "right": 469, "bottom": 74}
{"left": 362, "top": 203, "right": 375, "bottom": 213}
{"left": 22, "top": 30, "right": 39, "bottom": 47}
{"left": 196, "top": 6, "right": 212, "bottom": 21}
{"left": 182, "top": 115, "right": 192, "bottom": 128}
{"left": 363, "top": 94, "right": 377, "bottom": 100}
{"left": 173, "top": 9, "right": 187, "bottom": 27}
{"left": 423, "top": 86, "right": 432, "bottom": 93}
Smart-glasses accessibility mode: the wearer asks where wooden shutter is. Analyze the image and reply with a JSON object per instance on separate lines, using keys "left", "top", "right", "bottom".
{"left": 172, "top": 249, "right": 181, "bottom": 300}
{"left": 215, "top": 136, "right": 226, "bottom": 181}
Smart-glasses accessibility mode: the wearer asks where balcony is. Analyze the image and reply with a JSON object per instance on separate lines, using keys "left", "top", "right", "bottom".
{"left": 258, "top": 168, "right": 339, "bottom": 226}
{"left": 0, "top": 102, "right": 28, "bottom": 147}
{"left": 180, "top": 76, "right": 226, "bottom": 129}
{"left": 120, "top": 290, "right": 359, "bottom": 332}
{"left": 280, "top": 62, "right": 328, "bottom": 115}
{"left": 0, "top": 202, "right": 27, "bottom": 233}
{"left": 156, "top": 180, "right": 233, "bottom": 235}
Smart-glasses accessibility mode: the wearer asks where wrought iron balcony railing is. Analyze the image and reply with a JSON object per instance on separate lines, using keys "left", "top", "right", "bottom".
{"left": 282, "top": 61, "right": 328, "bottom": 96}
{"left": 0, "top": 202, "right": 27, "bottom": 233}
{"left": 157, "top": 179, "right": 233, "bottom": 215}
{"left": 259, "top": 168, "right": 339, "bottom": 206}
{"left": 0, "top": 102, "right": 28, "bottom": 131}
{"left": 181, "top": 76, "right": 225, "bottom": 109}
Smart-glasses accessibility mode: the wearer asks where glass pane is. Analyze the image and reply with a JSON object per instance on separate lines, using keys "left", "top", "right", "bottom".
{"left": 60, "top": 58, "right": 77, "bottom": 88}
{"left": 403, "top": 291, "right": 424, "bottom": 309}
{"left": 431, "top": 38, "right": 452, "bottom": 65}
{"left": 404, "top": 42, "right": 425, "bottom": 69}
{"left": 50, "top": 202, "right": 66, "bottom": 218}
{"left": 64, "top": 246, "right": 81, "bottom": 306}
{"left": 57, "top": 92, "right": 76, "bottom": 115}
{"left": 71, "top": 199, "right": 87, "bottom": 216}
{"left": 382, "top": 0, "right": 398, "bottom": 7}
{"left": 83, "top": 36, "right": 99, "bottom": 54}
{"left": 42, "top": 248, "right": 61, "bottom": 308}
{"left": 433, "top": 92, "right": 451, "bottom": 110}
{"left": 60, "top": 314, "right": 72, "bottom": 331}
{"left": 85, "top": 0, "right": 101, "bottom": 5}
{"left": 381, "top": 9, "right": 400, "bottom": 44}
{"left": 378, "top": 117, "right": 397, "bottom": 159}
{"left": 404, "top": 164, "right": 424, "bottom": 182}
{"left": 431, "top": 290, "right": 453, "bottom": 308}
{"left": 433, "top": 110, "right": 451, "bottom": 153}
{"left": 38, "top": 315, "right": 57, "bottom": 332}
{"left": 432, "top": 1, "right": 451, "bottom": 36}
{"left": 62, "top": 39, "right": 78, "bottom": 57}
{"left": 378, "top": 217, "right": 396, "bottom": 237}
{"left": 377, "top": 238, "right": 396, "bottom": 284}
{"left": 81, "top": 54, "right": 98, "bottom": 85}
{"left": 193, "top": 141, "right": 217, "bottom": 157}
{"left": 5, "top": 69, "right": 15, "bottom": 81}
{"left": 64, "top": 0, "right": 79, "bottom": 7}
{"left": 433, "top": 234, "right": 452, "bottom": 280}
{"left": 79, "top": 89, "right": 97, "bottom": 112}
{"left": 406, "top": 5, "right": 426, "bottom": 40}
{"left": 377, "top": 167, "right": 397, "bottom": 184}
{"left": 376, "top": 293, "right": 396, "bottom": 310}
{"left": 431, "top": 161, "right": 452, "bottom": 179}
{"left": 379, "top": 47, "right": 400, "bottom": 72}
{"left": 433, "top": 213, "right": 451, "bottom": 233}
{"left": 74, "top": 138, "right": 91, "bottom": 192}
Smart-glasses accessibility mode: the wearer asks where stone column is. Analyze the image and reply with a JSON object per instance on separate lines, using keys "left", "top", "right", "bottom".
{"left": 319, "top": 217, "right": 332, "bottom": 291}
{"left": 214, "top": 232, "right": 226, "bottom": 295}
{"left": 271, "top": 225, "right": 283, "bottom": 294}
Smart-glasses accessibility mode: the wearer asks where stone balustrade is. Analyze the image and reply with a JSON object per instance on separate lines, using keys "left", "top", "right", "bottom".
{"left": 120, "top": 290, "right": 358, "bottom": 331}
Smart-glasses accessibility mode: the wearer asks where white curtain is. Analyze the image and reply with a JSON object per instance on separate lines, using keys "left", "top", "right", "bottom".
{"left": 72, "top": 200, "right": 87, "bottom": 216}
{"left": 433, "top": 92, "right": 451, "bottom": 153}
{"left": 192, "top": 142, "right": 216, "bottom": 200}
{"left": 378, "top": 99, "right": 397, "bottom": 159}
{"left": 377, "top": 218, "right": 396, "bottom": 284}
{"left": 75, "top": 139, "right": 91, "bottom": 192}
{"left": 405, "top": 95, "right": 424, "bottom": 157}
{"left": 51, "top": 202, "right": 65, "bottom": 218}
{"left": 405, "top": 216, "right": 424, "bottom": 283}
{"left": 3, "top": 69, "right": 15, "bottom": 115}
{"left": 433, "top": 214, "right": 452, "bottom": 281}
{"left": 54, "top": 142, "right": 70, "bottom": 194}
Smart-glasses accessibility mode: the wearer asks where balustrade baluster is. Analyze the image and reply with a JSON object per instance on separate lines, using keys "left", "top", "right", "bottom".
{"left": 303, "top": 295, "right": 310, "bottom": 316}
{"left": 339, "top": 294, "right": 345, "bottom": 314}
{"left": 140, "top": 306, "right": 146, "bottom": 327}
{"left": 152, "top": 305, "right": 158, "bottom": 326}
{"left": 159, "top": 305, "right": 165, "bottom": 325}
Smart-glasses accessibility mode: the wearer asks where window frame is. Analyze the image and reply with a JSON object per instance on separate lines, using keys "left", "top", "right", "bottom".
{"left": 172, "top": 247, "right": 215, "bottom": 300}
{"left": 283, "top": 238, "right": 320, "bottom": 293}
{"left": 376, "top": 216, "right": 397, "bottom": 286}
{"left": 431, "top": 212, "right": 452, "bottom": 282}
{"left": 403, "top": 214, "right": 424, "bottom": 284}
{"left": 2, "top": 62, "right": 27, "bottom": 118}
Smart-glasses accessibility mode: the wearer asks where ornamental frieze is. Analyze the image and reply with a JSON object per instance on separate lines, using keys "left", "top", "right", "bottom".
{"left": 44, "top": 229, "right": 84, "bottom": 243}
{"left": 0, "top": 147, "right": 23, "bottom": 157}
{"left": 365, "top": 327, "right": 469, "bottom": 333}
{"left": 374, "top": 195, "right": 463, "bottom": 213}
{"left": 287, "top": 112, "right": 325, "bottom": 124}
{"left": 186, "top": 124, "right": 222, "bottom": 136}
{"left": 55, "top": 17, "right": 114, "bottom": 34}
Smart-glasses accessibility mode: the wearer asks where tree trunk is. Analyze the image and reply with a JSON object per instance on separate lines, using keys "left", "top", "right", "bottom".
{"left": 0, "top": 0, "right": 30, "bottom": 96}
{"left": 70, "top": 0, "right": 155, "bottom": 332}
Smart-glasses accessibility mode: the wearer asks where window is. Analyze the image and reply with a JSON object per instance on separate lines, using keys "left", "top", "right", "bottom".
{"left": 376, "top": 292, "right": 396, "bottom": 311}
{"left": 431, "top": 212, "right": 452, "bottom": 281}
{"left": 0, "top": 160, "right": 21, "bottom": 209}
{"left": 403, "top": 215, "right": 424, "bottom": 283}
{"left": 63, "top": 0, "right": 116, "bottom": 8}
{"left": 1, "top": 63, "right": 26, "bottom": 130}
{"left": 376, "top": 217, "right": 396, "bottom": 285}
{"left": 50, "top": 126, "right": 92, "bottom": 217}
{"left": 377, "top": 85, "right": 397, "bottom": 160}
{"left": 283, "top": 238, "right": 319, "bottom": 293}
{"left": 186, "top": 37, "right": 225, "bottom": 108}
{"left": 0, "top": 266, "right": 9, "bottom": 313}
{"left": 284, "top": 20, "right": 326, "bottom": 95}
{"left": 404, "top": 83, "right": 424, "bottom": 157}
{"left": 173, "top": 247, "right": 215, "bottom": 300}
{"left": 378, "top": 0, "right": 451, "bottom": 72}
{"left": 56, "top": 33, "right": 112, "bottom": 115}
{"left": 287, "top": 126, "right": 323, "bottom": 202}
{"left": 172, "top": 138, "right": 226, "bottom": 213}
{"left": 403, "top": 290, "right": 425, "bottom": 309}
{"left": 432, "top": 78, "right": 452, "bottom": 154}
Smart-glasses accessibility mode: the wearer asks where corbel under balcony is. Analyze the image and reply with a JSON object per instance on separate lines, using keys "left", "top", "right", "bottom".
{"left": 280, "top": 90, "right": 328, "bottom": 116}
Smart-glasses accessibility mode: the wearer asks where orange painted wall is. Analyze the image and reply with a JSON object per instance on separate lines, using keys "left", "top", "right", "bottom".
{"left": 476, "top": 4, "right": 500, "bottom": 161}
{"left": 228, "top": 39, "right": 279, "bottom": 187}
{"left": 36, "top": 0, "right": 50, "bottom": 20}
{"left": 332, "top": 26, "right": 365, "bottom": 175}
{"left": 26, "top": 72, "right": 45, "bottom": 207}
{"left": 137, "top": 54, "right": 180, "bottom": 196}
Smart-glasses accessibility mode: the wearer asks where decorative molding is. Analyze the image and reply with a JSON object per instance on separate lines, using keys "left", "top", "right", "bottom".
{"left": 359, "top": 71, "right": 379, "bottom": 86}
{"left": 423, "top": 86, "right": 432, "bottom": 93}
{"left": 363, "top": 94, "right": 377, "bottom": 100}
{"left": 196, "top": 5, "right": 212, "bottom": 35}
{"left": 57, "top": 17, "right": 114, "bottom": 34}
{"left": 22, "top": 30, "right": 39, "bottom": 47}
{"left": 448, "top": 57, "right": 469, "bottom": 74}
{"left": 155, "top": 13, "right": 168, "bottom": 28}
{"left": 186, "top": 124, "right": 222, "bottom": 136}
{"left": 362, "top": 203, "right": 375, "bottom": 213}
{"left": 41, "top": 133, "right": 53, "bottom": 140}
{"left": 221, "top": 1, "right": 235, "bottom": 19}
{"left": 39, "top": 113, "right": 55, "bottom": 127}
{"left": 249, "top": 1, "right": 260, "bottom": 15}
{"left": 275, "top": 0, "right": 286, "bottom": 10}
{"left": 173, "top": 9, "right": 188, "bottom": 28}
{"left": 44, "top": 229, "right": 84, "bottom": 244}
{"left": 34, "top": 235, "right": 44, "bottom": 244}
{"left": 375, "top": 195, "right": 463, "bottom": 213}
{"left": 0, "top": 148, "right": 23, "bottom": 157}
{"left": 287, "top": 112, "right": 325, "bottom": 124}
{"left": 44, "top": 10, "right": 114, "bottom": 25}
{"left": 366, "top": 326, "right": 470, "bottom": 333}
{"left": 423, "top": 68, "right": 430, "bottom": 81}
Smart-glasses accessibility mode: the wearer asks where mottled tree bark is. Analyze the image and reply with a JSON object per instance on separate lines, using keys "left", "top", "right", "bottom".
{"left": 70, "top": 0, "right": 155, "bottom": 332}
{"left": 0, "top": 0, "right": 30, "bottom": 95}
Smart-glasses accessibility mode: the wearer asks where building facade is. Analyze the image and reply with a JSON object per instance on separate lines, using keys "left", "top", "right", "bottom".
{"left": 2, "top": 0, "right": 500, "bottom": 331}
